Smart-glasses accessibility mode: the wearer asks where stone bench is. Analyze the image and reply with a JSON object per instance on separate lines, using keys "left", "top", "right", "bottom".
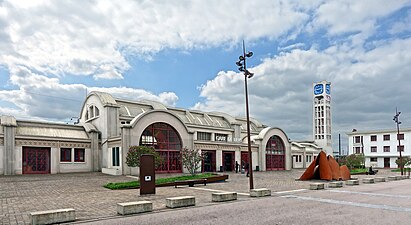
{"left": 375, "top": 177, "right": 386, "bottom": 182}
{"left": 387, "top": 176, "right": 397, "bottom": 181}
{"left": 395, "top": 175, "right": 404, "bottom": 180}
{"left": 346, "top": 180, "right": 359, "bottom": 185}
{"left": 174, "top": 179, "right": 206, "bottom": 188}
{"left": 166, "top": 196, "right": 195, "bottom": 208}
{"left": 212, "top": 192, "right": 237, "bottom": 202}
{"left": 250, "top": 188, "right": 271, "bottom": 197}
{"left": 362, "top": 178, "right": 375, "bottom": 184}
{"left": 309, "top": 183, "right": 324, "bottom": 190}
{"left": 402, "top": 175, "right": 410, "bottom": 179}
{"left": 117, "top": 201, "right": 152, "bottom": 215}
{"left": 30, "top": 208, "right": 75, "bottom": 225}
{"left": 329, "top": 181, "right": 343, "bottom": 188}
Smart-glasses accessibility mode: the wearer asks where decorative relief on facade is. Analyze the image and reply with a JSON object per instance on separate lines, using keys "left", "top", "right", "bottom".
{"left": 194, "top": 144, "right": 217, "bottom": 150}
{"left": 220, "top": 145, "right": 240, "bottom": 151}
{"left": 16, "top": 139, "right": 91, "bottom": 148}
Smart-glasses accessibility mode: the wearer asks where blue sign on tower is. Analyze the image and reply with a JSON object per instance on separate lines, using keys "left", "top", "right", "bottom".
{"left": 314, "top": 84, "right": 323, "bottom": 95}
{"left": 326, "top": 84, "right": 330, "bottom": 94}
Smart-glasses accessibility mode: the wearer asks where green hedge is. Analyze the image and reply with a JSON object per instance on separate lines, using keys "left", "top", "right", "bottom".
{"left": 104, "top": 173, "right": 214, "bottom": 190}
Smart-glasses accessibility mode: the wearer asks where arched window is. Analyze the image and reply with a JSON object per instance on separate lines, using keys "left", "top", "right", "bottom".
{"left": 140, "top": 122, "right": 182, "bottom": 173}
{"left": 266, "top": 135, "right": 285, "bottom": 170}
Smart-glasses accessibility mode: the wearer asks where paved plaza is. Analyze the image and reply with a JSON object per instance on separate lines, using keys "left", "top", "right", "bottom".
{"left": 0, "top": 169, "right": 402, "bottom": 225}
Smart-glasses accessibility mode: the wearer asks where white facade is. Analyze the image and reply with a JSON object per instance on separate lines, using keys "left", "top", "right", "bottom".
{"left": 313, "top": 80, "right": 332, "bottom": 156}
{"left": 1, "top": 91, "right": 295, "bottom": 175}
{"left": 291, "top": 141, "right": 322, "bottom": 168}
{"left": 347, "top": 128, "right": 411, "bottom": 168}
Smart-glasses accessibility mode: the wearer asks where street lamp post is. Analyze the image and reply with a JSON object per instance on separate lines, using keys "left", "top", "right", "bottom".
{"left": 236, "top": 40, "right": 254, "bottom": 190}
{"left": 393, "top": 107, "right": 403, "bottom": 175}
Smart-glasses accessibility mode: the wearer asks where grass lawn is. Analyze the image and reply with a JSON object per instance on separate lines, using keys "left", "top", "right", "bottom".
{"left": 350, "top": 168, "right": 368, "bottom": 174}
{"left": 104, "top": 173, "right": 215, "bottom": 190}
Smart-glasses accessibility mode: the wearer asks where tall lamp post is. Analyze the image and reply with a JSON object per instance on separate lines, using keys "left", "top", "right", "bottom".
{"left": 393, "top": 107, "right": 403, "bottom": 175}
{"left": 236, "top": 40, "right": 254, "bottom": 190}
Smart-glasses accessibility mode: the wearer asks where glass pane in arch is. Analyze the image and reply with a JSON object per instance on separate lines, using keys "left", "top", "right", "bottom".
{"left": 139, "top": 122, "right": 182, "bottom": 173}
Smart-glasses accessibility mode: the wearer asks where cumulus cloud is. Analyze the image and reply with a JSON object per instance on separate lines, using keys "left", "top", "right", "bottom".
{"left": 194, "top": 37, "right": 411, "bottom": 146}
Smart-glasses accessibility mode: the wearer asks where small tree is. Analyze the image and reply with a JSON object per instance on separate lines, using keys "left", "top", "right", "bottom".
{"left": 126, "top": 146, "right": 162, "bottom": 168}
{"left": 181, "top": 147, "right": 204, "bottom": 175}
{"left": 396, "top": 156, "right": 411, "bottom": 169}
{"left": 339, "top": 153, "right": 365, "bottom": 170}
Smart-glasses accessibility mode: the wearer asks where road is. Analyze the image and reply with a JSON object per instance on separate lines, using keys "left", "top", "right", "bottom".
{"left": 78, "top": 179, "right": 411, "bottom": 225}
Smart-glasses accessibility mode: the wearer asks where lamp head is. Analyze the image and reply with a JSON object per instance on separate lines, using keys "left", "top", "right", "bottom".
{"left": 239, "top": 67, "right": 245, "bottom": 72}
{"left": 239, "top": 55, "right": 245, "bottom": 61}
{"left": 236, "top": 61, "right": 243, "bottom": 66}
{"left": 246, "top": 51, "right": 253, "bottom": 57}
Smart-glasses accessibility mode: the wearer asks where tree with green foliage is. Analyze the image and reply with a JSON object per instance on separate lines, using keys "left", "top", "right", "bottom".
{"left": 181, "top": 147, "right": 204, "bottom": 176}
{"left": 339, "top": 153, "right": 365, "bottom": 170}
{"left": 396, "top": 156, "right": 411, "bottom": 168}
{"left": 125, "top": 146, "right": 162, "bottom": 168}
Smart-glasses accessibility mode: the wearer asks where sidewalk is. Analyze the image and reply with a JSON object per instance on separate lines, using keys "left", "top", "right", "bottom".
{"left": 0, "top": 169, "right": 400, "bottom": 225}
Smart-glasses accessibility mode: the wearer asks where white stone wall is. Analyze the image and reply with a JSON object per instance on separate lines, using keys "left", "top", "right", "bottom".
{"left": 59, "top": 148, "right": 92, "bottom": 173}
{"left": 0, "top": 145, "right": 3, "bottom": 174}
{"left": 348, "top": 129, "right": 411, "bottom": 168}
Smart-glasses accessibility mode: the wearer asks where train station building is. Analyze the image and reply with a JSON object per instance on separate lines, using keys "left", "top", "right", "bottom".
{"left": 1, "top": 91, "right": 322, "bottom": 175}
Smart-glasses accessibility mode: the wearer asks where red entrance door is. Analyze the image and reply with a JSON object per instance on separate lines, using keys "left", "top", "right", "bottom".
{"left": 22, "top": 147, "right": 50, "bottom": 174}
{"left": 265, "top": 135, "right": 286, "bottom": 171}
{"left": 241, "top": 152, "right": 248, "bottom": 170}
{"left": 223, "top": 151, "right": 235, "bottom": 172}
{"left": 202, "top": 150, "right": 216, "bottom": 172}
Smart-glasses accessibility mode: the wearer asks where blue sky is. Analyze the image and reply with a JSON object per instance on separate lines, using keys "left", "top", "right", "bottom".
{"left": 1, "top": 0, "right": 411, "bottom": 153}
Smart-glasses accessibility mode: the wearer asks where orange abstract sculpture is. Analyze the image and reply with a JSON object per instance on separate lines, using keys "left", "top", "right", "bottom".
{"left": 340, "top": 165, "right": 351, "bottom": 180}
{"left": 328, "top": 156, "right": 341, "bottom": 180}
{"left": 299, "top": 151, "right": 351, "bottom": 181}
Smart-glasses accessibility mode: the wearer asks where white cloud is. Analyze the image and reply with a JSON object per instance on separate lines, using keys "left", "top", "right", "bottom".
{"left": 194, "top": 37, "right": 411, "bottom": 143}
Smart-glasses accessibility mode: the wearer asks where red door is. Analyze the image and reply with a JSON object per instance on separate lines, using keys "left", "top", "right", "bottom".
{"left": 241, "top": 152, "right": 249, "bottom": 170}
{"left": 202, "top": 150, "right": 216, "bottom": 172}
{"left": 223, "top": 151, "right": 235, "bottom": 171}
{"left": 22, "top": 147, "right": 50, "bottom": 174}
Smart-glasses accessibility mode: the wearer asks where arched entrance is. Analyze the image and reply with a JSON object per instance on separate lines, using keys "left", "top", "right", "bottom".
{"left": 140, "top": 122, "right": 182, "bottom": 173}
{"left": 266, "top": 135, "right": 285, "bottom": 170}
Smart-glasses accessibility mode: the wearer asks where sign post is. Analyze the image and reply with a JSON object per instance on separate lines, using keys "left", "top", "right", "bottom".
{"left": 139, "top": 154, "right": 156, "bottom": 195}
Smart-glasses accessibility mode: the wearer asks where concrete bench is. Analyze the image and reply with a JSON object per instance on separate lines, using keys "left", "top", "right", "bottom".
{"left": 375, "top": 177, "right": 386, "bottom": 182}
{"left": 362, "top": 178, "right": 374, "bottom": 184}
{"left": 329, "top": 181, "right": 343, "bottom": 188}
{"left": 346, "top": 180, "right": 359, "bottom": 185}
{"left": 174, "top": 179, "right": 206, "bottom": 188}
{"left": 30, "top": 208, "right": 75, "bottom": 225}
{"left": 395, "top": 175, "right": 404, "bottom": 180}
{"left": 387, "top": 176, "right": 397, "bottom": 181}
{"left": 402, "top": 175, "right": 410, "bottom": 179}
{"left": 212, "top": 192, "right": 237, "bottom": 202}
{"left": 250, "top": 188, "right": 271, "bottom": 197}
{"left": 309, "top": 183, "right": 324, "bottom": 190}
{"left": 166, "top": 196, "right": 195, "bottom": 208}
{"left": 117, "top": 201, "right": 152, "bottom": 215}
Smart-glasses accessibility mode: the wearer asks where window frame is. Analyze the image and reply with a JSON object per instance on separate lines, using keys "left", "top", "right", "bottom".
{"left": 112, "top": 147, "right": 120, "bottom": 167}
{"left": 370, "top": 146, "right": 377, "bottom": 152}
{"left": 60, "top": 148, "right": 72, "bottom": 162}
{"left": 370, "top": 135, "right": 377, "bottom": 142}
{"left": 383, "top": 146, "right": 390, "bottom": 152}
{"left": 74, "top": 148, "right": 85, "bottom": 162}
{"left": 383, "top": 134, "right": 390, "bottom": 141}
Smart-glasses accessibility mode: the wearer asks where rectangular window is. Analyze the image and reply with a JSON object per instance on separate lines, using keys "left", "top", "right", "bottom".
{"left": 215, "top": 133, "right": 228, "bottom": 142}
{"left": 197, "top": 132, "right": 211, "bottom": 141}
{"left": 397, "top": 145, "right": 404, "bottom": 152}
{"left": 74, "top": 148, "right": 85, "bottom": 162}
{"left": 355, "top": 147, "right": 362, "bottom": 154}
{"left": 60, "top": 148, "right": 71, "bottom": 162}
{"left": 370, "top": 157, "right": 377, "bottom": 162}
{"left": 112, "top": 147, "right": 120, "bottom": 167}
{"left": 370, "top": 135, "right": 377, "bottom": 141}
{"left": 354, "top": 136, "right": 362, "bottom": 143}
{"left": 383, "top": 146, "right": 390, "bottom": 152}
{"left": 371, "top": 146, "right": 377, "bottom": 152}
{"left": 398, "top": 133, "right": 404, "bottom": 140}
{"left": 383, "top": 134, "right": 390, "bottom": 141}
